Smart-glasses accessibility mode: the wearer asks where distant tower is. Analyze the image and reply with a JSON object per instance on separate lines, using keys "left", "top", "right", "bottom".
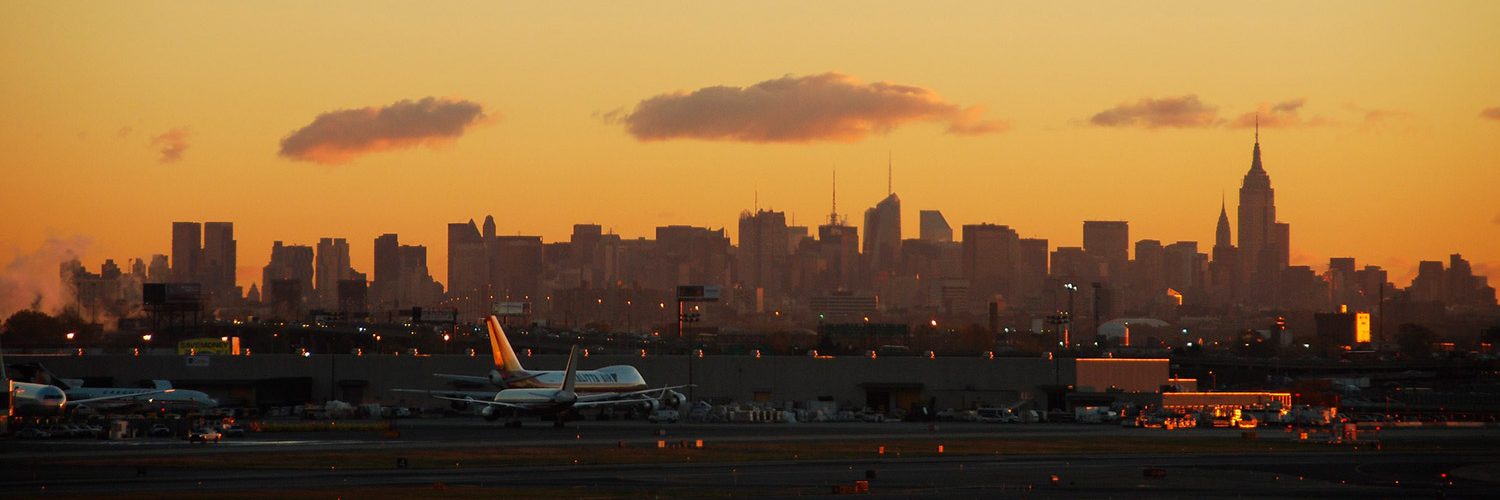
{"left": 1236, "top": 121, "right": 1276, "bottom": 285}
{"left": 1215, "top": 194, "right": 1232, "bottom": 248}
{"left": 864, "top": 156, "right": 901, "bottom": 275}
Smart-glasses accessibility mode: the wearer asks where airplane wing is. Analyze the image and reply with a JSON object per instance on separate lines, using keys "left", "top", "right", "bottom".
{"left": 392, "top": 388, "right": 498, "bottom": 400}
{"left": 70, "top": 389, "right": 174, "bottom": 406}
{"left": 432, "top": 372, "right": 542, "bottom": 387}
{"left": 572, "top": 399, "right": 650, "bottom": 409}
{"left": 575, "top": 384, "right": 692, "bottom": 402}
{"left": 432, "top": 373, "right": 490, "bottom": 385}
{"left": 429, "top": 395, "right": 528, "bottom": 409}
{"left": 391, "top": 389, "right": 533, "bottom": 409}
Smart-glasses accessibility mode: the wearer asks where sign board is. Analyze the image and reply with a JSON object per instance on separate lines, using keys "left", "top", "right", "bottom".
{"left": 410, "top": 307, "right": 458, "bottom": 324}
{"left": 676, "top": 285, "right": 721, "bottom": 302}
{"left": 177, "top": 338, "right": 231, "bottom": 355}
{"left": 185, "top": 355, "right": 211, "bottom": 367}
{"left": 493, "top": 302, "right": 531, "bottom": 316}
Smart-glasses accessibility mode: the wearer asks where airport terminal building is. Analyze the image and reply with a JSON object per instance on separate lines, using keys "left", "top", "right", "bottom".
{"left": 11, "top": 354, "right": 1169, "bottom": 414}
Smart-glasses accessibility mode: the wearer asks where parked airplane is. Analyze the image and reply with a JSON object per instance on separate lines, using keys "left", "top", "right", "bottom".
{"left": 402, "top": 345, "right": 688, "bottom": 427}
{"left": 2, "top": 344, "right": 172, "bottom": 416}
{"left": 433, "top": 315, "right": 651, "bottom": 392}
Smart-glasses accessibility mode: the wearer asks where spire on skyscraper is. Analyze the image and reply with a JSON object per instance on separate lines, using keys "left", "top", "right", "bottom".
{"left": 828, "top": 167, "right": 840, "bottom": 225}
{"left": 1216, "top": 192, "right": 1232, "bottom": 248}
{"left": 1250, "top": 115, "right": 1264, "bottom": 173}
{"left": 887, "top": 151, "right": 892, "bottom": 196}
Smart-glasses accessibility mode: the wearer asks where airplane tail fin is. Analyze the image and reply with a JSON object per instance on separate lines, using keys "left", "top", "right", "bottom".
{"left": 561, "top": 345, "right": 580, "bottom": 394}
{"left": 485, "top": 315, "right": 525, "bottom": 374}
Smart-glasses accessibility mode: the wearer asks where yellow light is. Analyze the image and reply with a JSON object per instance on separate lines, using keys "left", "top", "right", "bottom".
{"left": 65, "top": 332, "right": 75, "bottom": 340}
{"left": 142, "top": 334, "right": 153, "bottom": 341}
{"left": 1355, "top": 313, "right": 1372, "bottom": 343}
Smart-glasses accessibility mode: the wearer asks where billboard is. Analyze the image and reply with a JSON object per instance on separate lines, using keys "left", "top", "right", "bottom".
{"left": 676, "top": 285, "right": 721, "bottom": 302}
{"left": 143, "top": 283, "right": 203, "bottom": 305}
{"left": 177, "top": 338, "right": 231, "bottom": 355}
{"left": 493, "top": 302, "right": 531, "bottom": 316}
{"left": 1355, "top": 312, "right": 1372, "bottom": 343}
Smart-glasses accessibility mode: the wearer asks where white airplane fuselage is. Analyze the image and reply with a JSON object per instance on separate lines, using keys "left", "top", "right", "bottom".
{"left": 500, "top": 365, "right": 647, "bottom": 391}
{"left": 65, "top": 387, "right": 217, "bottom": 411}
{"left": 9, "top": 381, "right": 68, "bottom": 416}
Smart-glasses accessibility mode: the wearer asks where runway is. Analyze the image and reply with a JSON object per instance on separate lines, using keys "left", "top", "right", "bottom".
{"left": 5, "top": 421, "right": 1499, "bottom": 498}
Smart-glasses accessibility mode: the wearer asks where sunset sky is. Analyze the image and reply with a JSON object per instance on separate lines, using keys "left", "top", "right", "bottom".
{"left": 3, "top": 1, "right": 1498, "bottom": 298}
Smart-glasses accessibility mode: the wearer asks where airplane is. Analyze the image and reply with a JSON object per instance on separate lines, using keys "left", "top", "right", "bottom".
{"left": 2, "top": 339, "right": 173, "bottom": 417}
{"left": 8, "top": 363, "right": 218, "bottom": 413}
{"left": 400, "top": 345, "right": 688, "bottom": 427}
{"left": 433, "top": 315, "right": 652, "bottom": 392}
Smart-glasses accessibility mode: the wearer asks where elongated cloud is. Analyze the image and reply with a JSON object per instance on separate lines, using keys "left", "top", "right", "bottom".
{"left": 1089, "top": 95, "right": 1219, "bottom": 129}
{"left": 279, "top": 97, "right": 487, "bottom": 164}
{"left": 613, "top": 73, "right": 1004, "bottom": 142}
{"left": 151, "top": 127, "right": 189, "bottom": 163}
{"left": 1230, "top": 98, "right": 1335, "bottom": 128}
{"left": 1482, "top": 107, "right": 1500, "bottom": 122}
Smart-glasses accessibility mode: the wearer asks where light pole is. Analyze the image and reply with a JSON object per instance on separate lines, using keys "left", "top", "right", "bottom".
{"left": 1063, "top": 283, "right": 1078, "bottom": 348}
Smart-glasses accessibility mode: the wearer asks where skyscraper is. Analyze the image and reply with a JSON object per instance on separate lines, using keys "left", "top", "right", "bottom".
{"left": 738, "top": 209, "right": 789, "bottom": 307}
{"left": 963, "top": 223, "right": 1019, "bottom": 309}
{"left": 315, "top": 237, "right": 354, "bottom": 307}
{"left": 170, "top": 222, "right": 201, "bottom": 283}
{"left": 863, "top": 193, "right": 901, "bottom": 276}
{"left": 1237, "top": 129, "right": 1277, "bottom": 285}
{"left": 201, "top": 222, "right": 236, "bottom": 303}
{"left": 919, "top": 210, "right": 952, "bottom": 242}
{"left": 1209, "top": 200, "right": 1238, "bottom": 303}
{"left": 1082, "top": 221, "right": 1129, "bottom": 281}
{"left": 373, "top": 233, "right": 400, "bottom": 308}
{"left": 447, "top": 220, "right": 487, "bottom": 307}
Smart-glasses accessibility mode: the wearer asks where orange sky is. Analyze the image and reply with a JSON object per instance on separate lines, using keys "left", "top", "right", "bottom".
{"left": 2, "top": 1, "right": 1498, "bottom": 294}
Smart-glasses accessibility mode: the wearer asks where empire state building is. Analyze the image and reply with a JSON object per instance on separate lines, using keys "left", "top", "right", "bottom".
{"left": 1236, "top": 128, "right": 1289, "bottom": 292}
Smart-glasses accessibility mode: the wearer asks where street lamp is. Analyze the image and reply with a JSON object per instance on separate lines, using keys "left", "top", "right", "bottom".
{"left": 1063, "top": 283, "right": 1078, "bottom": 348}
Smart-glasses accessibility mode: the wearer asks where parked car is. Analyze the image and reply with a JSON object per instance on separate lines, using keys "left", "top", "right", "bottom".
{"left": 148, "top": 424, "right": 173, "bottom": 438}
{"left": 186, "top": 428, "right": 222, "bottom": 443}
{"left": 221, "top": 425, "right": 246, "bottom": 438}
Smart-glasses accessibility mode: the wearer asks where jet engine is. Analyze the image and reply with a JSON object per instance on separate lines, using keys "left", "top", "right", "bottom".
{"left": 662, "top": 390, "right": 687, "bottom": 409}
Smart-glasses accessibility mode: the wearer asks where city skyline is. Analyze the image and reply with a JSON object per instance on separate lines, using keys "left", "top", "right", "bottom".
{"left": 3, "top": 1, "right": 1499, "bottom": 300}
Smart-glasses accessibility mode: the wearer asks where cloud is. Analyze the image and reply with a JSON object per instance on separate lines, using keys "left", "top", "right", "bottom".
{"left": 1481, "top": 107, "right": 1500, "bottom": 122}
{"left": 612, "top": 73, "right": 1005, "bottom": 143}
{"left": 278, "top": 97, "right": 488, "bottom": 164}
{"left": 1089, "top": 95, "right": 1219, "bottom": 129}
{"left": 1229, "top": 98, "right": 1336, "bottom": 128}
{"left": 0, "top": 236, "right": 91, "bottom": 320}
{"left": 117, "top": 126, "right": 133, "bottom": 138}
{"left": 151, "top": 127, "right": 189, "bottom": 163}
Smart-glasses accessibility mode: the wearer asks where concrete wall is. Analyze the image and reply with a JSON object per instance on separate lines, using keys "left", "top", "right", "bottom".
{"left": 11, "top": 354, "right": 1159, "bottom": 411}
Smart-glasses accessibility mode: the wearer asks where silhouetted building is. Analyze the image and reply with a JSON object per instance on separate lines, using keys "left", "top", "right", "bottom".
{"left": 863, "top": 193, "right": 901, "bottom": 277}
{"left": 1237, "top": 130, "right": 1289, "bottom": 304}
{"left": 315, "top": 237, "right": 355, "bottom": 308}
{"left": 201, "top": 222, "right": 237, "bottom": 305}
{"left": 919, "top": 210, "right": 952, "bottom": 242}
{"left": 170, "top": 222, "right": 201, "bottom": 283}
{"left": 1209, "top": 201, "right": 1237, "bottom": 304}
{"left": 1083, "top": 221, "right": 1129, "bottom": 282}
{"left": 261, "top": 241, "right": 314, "bottom": 315}
{"left": 448, "top": 219, "right": 487, "bottom": 315}
{"left": 738, "top": 210, "right": 789, "bottom": 312}
{"left": 963, "top": 223, "right": 1019, "bottom": 310}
